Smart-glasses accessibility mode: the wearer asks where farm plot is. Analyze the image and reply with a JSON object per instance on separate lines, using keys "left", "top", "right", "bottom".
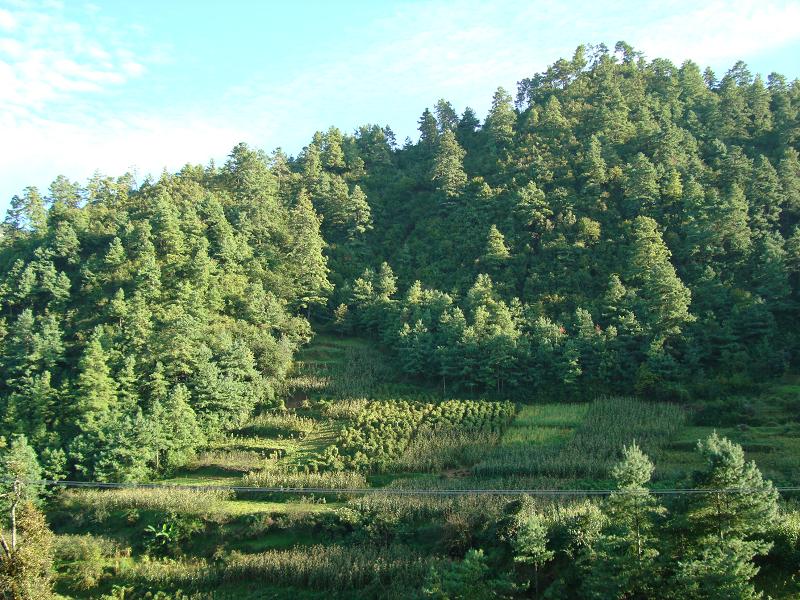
{"left": 474, "top": 397, "right": 686, "bottom": 480}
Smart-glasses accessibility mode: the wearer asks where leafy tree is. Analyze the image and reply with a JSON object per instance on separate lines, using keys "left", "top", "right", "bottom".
{"left": 513, "top": 509, "right": 553, "bottom": 595}
{"left": 0, "top": 436, "right": 43, "bottom": 508}
{"left": 0, "top": 502, "right": 55, "bottom": 600}
{"left": 424, "top": 548, "right": 515, "bottom": 599}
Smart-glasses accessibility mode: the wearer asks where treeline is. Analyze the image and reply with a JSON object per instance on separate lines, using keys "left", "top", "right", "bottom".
{"left": 0, "top": 144, "right": 331, "bottom": 481}
{"left": 311, "top": 43, "right": 800, "bottom": 398}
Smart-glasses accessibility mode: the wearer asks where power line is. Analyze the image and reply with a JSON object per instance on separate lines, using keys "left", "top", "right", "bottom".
{"left": 5, "top": 478, "right": 800, "bottom": 497}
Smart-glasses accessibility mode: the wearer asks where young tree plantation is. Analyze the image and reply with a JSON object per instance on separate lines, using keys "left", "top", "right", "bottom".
{"left": 1, "top": 43, "right": 800, "bottom": 599}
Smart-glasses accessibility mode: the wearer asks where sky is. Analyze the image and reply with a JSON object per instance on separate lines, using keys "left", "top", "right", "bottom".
{"left": 2, "top": 0, "right": 800, "bottom": 213}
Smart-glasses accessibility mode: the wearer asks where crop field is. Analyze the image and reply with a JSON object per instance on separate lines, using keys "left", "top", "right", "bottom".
{"left": 45, "top": 335, "right": 800, "bottom": 598}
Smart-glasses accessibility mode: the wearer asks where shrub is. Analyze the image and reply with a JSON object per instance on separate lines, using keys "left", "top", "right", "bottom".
{"left": 55, "top": 534, "right": 128, "bottom": 591}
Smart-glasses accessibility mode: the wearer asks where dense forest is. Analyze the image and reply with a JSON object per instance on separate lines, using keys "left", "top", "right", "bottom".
{"left": 1, "top": 42, "right": 800, "bottom": 483}
{"left": 1, "top": 42, "right": 800, "bottom": 599}
{"left": 326, "top": 43, "right": 800, "bottom": 401}
{"left": 0, "top": 145, "right": 330, "bottom": 482}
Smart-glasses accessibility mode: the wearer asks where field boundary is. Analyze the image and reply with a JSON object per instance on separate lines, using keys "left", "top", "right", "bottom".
{"left": 8, "top": 478, "right": 800, "bottom": 496}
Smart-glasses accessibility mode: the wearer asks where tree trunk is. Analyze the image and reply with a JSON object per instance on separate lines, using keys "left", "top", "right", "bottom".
{"left": 10, "top": 479, "right": 20, "bottom": 551}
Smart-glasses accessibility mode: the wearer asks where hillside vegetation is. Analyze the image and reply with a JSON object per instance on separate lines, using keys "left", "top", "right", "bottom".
{"left": 1, "top": 42, "right": 800, "bottom": 598}
{"left": 5, "top": 334, "right": 796, "bottom": 599}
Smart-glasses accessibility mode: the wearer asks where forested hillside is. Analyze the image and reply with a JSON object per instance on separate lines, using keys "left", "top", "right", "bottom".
{"left": 0, "top": 144, "right": 330, "bottom": 481}
{"left": 2, "top": 41, "right": 800, "bottom": 485}
{"left": 310, "top": 42, "right": 800, "bottom": 400}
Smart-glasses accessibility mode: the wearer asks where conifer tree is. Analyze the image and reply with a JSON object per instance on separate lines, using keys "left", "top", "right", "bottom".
{"left": 435, "top": 99, "right": 459, "bottom": 133}
{"left": 627, "top": 217, "right": 693, "bottom": 342}
{"left": 432, "top": 130, "right": 468, "bottom": 198}
{"left": 74, "top": 327, "right": 118, "bottom": 430}
{"left": 485, "top": 87, "right": 516, "bottom": 153}
{"left": 288, "top": 189, "right": 333, "bottom": 311}
{"left": 669, "top": 434, "right": 778, "bottom": 600}
{"left": 484, "top": 225, "right": 511, "bottom": 263}
{"left": 581, "top": 443, "right": 664, "bottom": 599}
{"left": 418, "top": 108, "right": 439, "bottom": 153}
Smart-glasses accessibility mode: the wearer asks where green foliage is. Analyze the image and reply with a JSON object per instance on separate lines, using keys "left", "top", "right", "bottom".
{"left": 424, "top": 548, "right": 515, "bottom": 599}
{"left": 219, "top": 544, "right": 437, "bottom": 596}
{"left": 54, "top": 534, "right": 127, "bottom": 591}
{"left": 0, "top": 144, "right": 330, "bottom": 481}
{"left": 578, "top": 443, "right": 665, "bottom": 598}
{"left": 475, "top": 397, "right": 684, "bottom": 478}
{"left": 320, "top": 399, "right": 515, "bottom": 473}
{"left": 4, "top": 40, "right": 800, "bottom": 600}
{"left": 0, "top": 435, "right": 43, "bottom": 509}
{"left": 0, "top": 502, "right": 55, "bottom": 600}
{"left": 56, "top": 487, "right": 234, "bottom": 520}
{"left": 512, "top": 508, "right": 553, "bottom": 595}
{"left": 143, "top": 513, "right": 204, "bottom": 557}
{"left": 241, "top": 469, "right": 366, "bottom": 490}
{"left": 684, "top": 432, "right": 779, "bottom": 541}
{"left": 315, "top": 43, "right": 800, "bottom": 398}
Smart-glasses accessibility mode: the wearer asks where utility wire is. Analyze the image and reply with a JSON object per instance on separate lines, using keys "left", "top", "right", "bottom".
{"left": 4, "top": 478, "right": 800, "bottom": 497}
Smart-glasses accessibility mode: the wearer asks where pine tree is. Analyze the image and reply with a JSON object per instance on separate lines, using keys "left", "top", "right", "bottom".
{"left": 485, "top": 87, "right": 516, "bottom": 154}
{"left": 432, "top": 130, "right": 468, "bottom": 198}
{"left": 581, "top": 443, "right": 664, "bottom": 599}
{"left": 47, "top": 174, "right": 82, "bottom": 209}
{"left": 161, "top": 384, "right": 203, "bottom": 468}
{"left": 424, "top": 548, "right": 515, "bottom": 599}
{"left": 322, "top": 127, "right": 346, "bottom": 170}
{"left": 685, "top": 433, "right": 778, "bottom": 541}
{"left": 348, "top": 185, "right": 373, "bottom": 237}
{"left": 418, "top": 108, "right": 439, "bottom": 153}
{"left": 435, "top": 99, "right": 459, "bottom": 133}
{"left": 627, "top": 217, "right": 693, "bottom": 342}
{"left": 3, "top": 187, "right": 47, "bottom": 236}
{"left": 375, "top": 262, "right": 397, "bottom": 300}
{"left": 623, "top": 154, "right": 660, "bottom": 218}
{"left": 288, "top": 189, "right": 333, "bottom": 311}
{"left": 668, "top": 434, "right": 778, "bottom": 600}
{"left": 484, "top": 225, "right": 510, "bottom": 263}
{"left": 748, "top": 155, "right": 783, "bottom": 235}
{"left": 74, "top": 327, "right": 118, "bottom": 430}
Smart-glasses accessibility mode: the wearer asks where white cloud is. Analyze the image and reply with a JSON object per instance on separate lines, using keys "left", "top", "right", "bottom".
{"left": 0, "top": 110, "right": 249, "bottom": 196}
{"left": 620, "top": 0, "right": 800, "bottom": 66}
{"left": 0, "top": 1, "right": 148, "bottom": 115}
{"left": 265, "top": 0, "right": 800, "bottom": 134}
{"left": 0, "top": 8, "right": 17, "bottom": 31}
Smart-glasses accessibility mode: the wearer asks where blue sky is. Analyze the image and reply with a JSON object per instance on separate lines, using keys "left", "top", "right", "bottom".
{"left": 2, "top": 0, "right": 800, "bottom": 213}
